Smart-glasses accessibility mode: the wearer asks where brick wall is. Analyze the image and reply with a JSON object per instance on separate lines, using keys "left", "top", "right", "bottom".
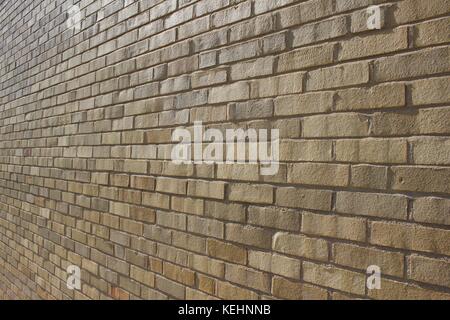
{"left": 0, "top": 0, "right": 449, "bottom": 300}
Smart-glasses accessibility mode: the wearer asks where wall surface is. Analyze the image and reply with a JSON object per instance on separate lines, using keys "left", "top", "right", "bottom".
{"left": 0, "top": 0, "right": 449, "bottom": 300}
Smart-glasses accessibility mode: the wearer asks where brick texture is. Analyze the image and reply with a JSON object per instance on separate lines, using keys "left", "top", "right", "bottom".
{"left": 0, "top": 0, "right": 449, "bottom": 300}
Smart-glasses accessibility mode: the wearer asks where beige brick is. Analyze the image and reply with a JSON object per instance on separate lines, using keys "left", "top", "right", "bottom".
{"left": 155, "top": 177, "right": 187, "bottom": 195}
{"left": 276, "top": 187, "right": 333, "bottom": 211}
{"left": 225, "top": 264, "right": 271, "bottom": 293}
{"left": 335, "top": 138, "right": 408, "bottom": 164}
{"left": 205, "top": 200, "right": 246, "bottom": 222}
{"left": 411, "top": 137, "right": 450, "bottom": 165}
{"left": 212, "top": 1, "right": 251, "bottom": 27}
{"left": 335, "top": 83, "right": 406, "bottom": 111}
{"left": 187, "top": 216, "right": 224, "bottom": 239}
{"left": 370, "top": 222, "right": 450, "bottom": 256}
{"left": 339, "top": 28, "right": 408, "bottom": 61}
{"left": 413, "top": 197, "right": 450, "bottom": 226}
{"left": 191, "top": 68, "right": 227, "bottom": 89}
{"left": 280, "top": 140, "right": 332, "bottom": 162}
{"left": 228, "top": 183, "right": 273, "bottom": 205}
{"left": 191, "top": 254, "right": 225, "bottom": 278}
{"left": 187, "top": 180, "right": 226, "bottom": 200}
{"left": 414, "top": 16, "right": 450, "bottom": 47}
{"left": 303, "top": 262, "right": 366, "bottom": 296}
{"left": 274, "top": 91, "right": 334, "bottom": 116}
{"left": 209, "top": 82, "right": 250, "bottom": 104}
{"left": 373, "top": 47, "right": 450, "bottom": 82}
{"left": 292, "top": 16, "right": 348, "bottom": 47}
{"left": 272, "top": 276, "right": 328, "bottom": 300}
{"left": 307, "top": 62, "right": 370, "bottom": 91}
{"left": 273, "top": 232, "right": 329, "bottom": 261}
{"left": 171, "top": 196, "right": 204, "bottom": 215}
{"left": 369, "top": 278, "right": 450, "bottom": 300}
{"left": 390, "top": 166, "right": 450, "bottom": 194}
{"left": 250, "top": 72, "right": 304, "bottom": 99}
{"left": 303, "top": 113, "right": 370, "bottom": 138}
{"left": 207, "top": 239, "right": 247, "bottom": 265}
{"left": 408, "top": 255, "right": 450, "bottom": 288}
{"left": 333, "top": 243, "right": 404, "bottom": 277}
{"left": 336, "top": 191, "right": 408, "bottom": 220}
{"left": 216, "top": 281, "right": 259, "bottom": 300}
{"left": 248, "top": 251, "right": 301, "bottom": 279}
{"left": 350, "top": 165, "right": 388, "bottom": 190}
{"left": 226, "top": 223, "right": 273, "bottom": 249}
{"left": 277, "top": 43, "right": 335, "bottom": 73}
{"left": 155, "top": 275, "right": 185, "bottom": 300}
{"left": 394, "top": 0, "right": 450, "bottom": 24}
{"left": 302, "top": 212, "right": 367, "bottom": 242}
{"left": 163, "top": 262, "right": 195, "bottom": 286}
{"left": 248, "top": 206, "right": 300, "bottom": 231}
{"left": 288, "top": 163, "right": 350, "bottom": 187}
{"left": 230, "top": 56, "right": 275, "bottom": 81}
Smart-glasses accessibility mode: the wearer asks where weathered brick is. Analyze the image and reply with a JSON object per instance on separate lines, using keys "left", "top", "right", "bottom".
{"left": 370, "top": 222, "right": 450, "bottom": 256}
{"left": 272, "top": 232, "right": 329, "bottom": 261}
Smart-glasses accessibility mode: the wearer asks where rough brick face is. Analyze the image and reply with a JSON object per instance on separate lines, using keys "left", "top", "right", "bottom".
{"left": 0, "top": 0, "right": 449, "bottom": 301}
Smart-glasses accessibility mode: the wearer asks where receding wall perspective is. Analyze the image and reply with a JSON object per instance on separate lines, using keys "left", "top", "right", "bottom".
{"left": 0, "top": 0, "right": 449, "bottom": 300}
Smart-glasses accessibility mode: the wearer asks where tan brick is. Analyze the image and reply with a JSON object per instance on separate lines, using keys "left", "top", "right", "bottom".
{"left": 302, "top": 212, "right": 367, "bottom": 242}
{"left": 302, "top": 113, "right": 370, "bottom": 138}
{"left": 411, "top": 137, "right": 450, "bottom": 166}
{"left": 373, "top": 47, "right": 450, "bottom": 82}
{"left": 390, "top": 166, "right": 450, "bottom": 194}
{"left": 288, "top": 163, "right": 350, "bottom": 187}
{"left": 163, "top": 262, "right": 195, "bottom": 286}
{"left": 216, "top": 281, "right": 259, "bottom": 300}
{"left": 408, "top": 255, "right": 450, "bottom": 288}
{"left": 273, "top": 232, "right": 329, "bottom": 261}
{"left": 413, "top": 197, "right": 450, "bottom": 226}
{"left": 250, "top": 72, "right": 304, "bottom": 99}
{"left": 248, "top": 251, "right": 301, "bottom": 279}
{"left": 306, "top": 62, "right": 370, "bottom": 91}
{"left": 336, "top": 191, "right": 408, "bottom": 220}
{"left": 277, "top": 43, "right": 335, "bottom": 73}
{"left": 335, "top": 138, "right": 408, "bottom": 164}
{"left": 333, "top": 243, "right": 404, "bottom": 277}
{"left": 280, "top": 140, "right": 332, "bottom": 162}
{"left": 191, "top": 254, "right": 225, "bottom": 278}
{"left": 230, "top": 56, "right": 275, "bottom": 81}
{"left": 335, "top": 83, "right": 406, "bottom": 111}
{"left": 187, "top": 216, "right": 224, "bottom": 239}
{"left": 248, "top": 206, "right": 300, "bottom": 231}
{"left": 369, "top": 278, "right": 450, "bottom": 300}
{"left": 303, "top": 262, "right": 366, "bottom": 296}
{"left": 414, "top": 16, "right": 450, "bottom": 47}
{"left": 370, "top": 222, "right": 450, "bottom": 256}
{"left": 274, "top": 92, "right": 334, "bottom": 116}
{"left": 350, "top": 165, "right": 388, "bottom": 190}
{"left": 272, "top": 276, "right": 328, "bottom": 300}
{"left": 228, "top": 183, "right": 273, "bottom": 204}
{"left": 225, "top": 263, "right": 271, "bottom": 293}
{"left": 292, "top": 16, "right": 348, "bottom": 47}
{"left": 209, "top": 82, "right": 250, "bottom": 104}
{"left": 187, "top": 180, "right": 226, "bottom": 200}
{"left": 226, "top": 223, "right": 273, "bottom": 249}
{"left": 276, "top": 187, "right": 333, "bottom": 211}
{"left": 339, "top": 28, "right": 408, "bottom": 61}
{"left": 207, "top": 239, "right": 247, "bottom": 264}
